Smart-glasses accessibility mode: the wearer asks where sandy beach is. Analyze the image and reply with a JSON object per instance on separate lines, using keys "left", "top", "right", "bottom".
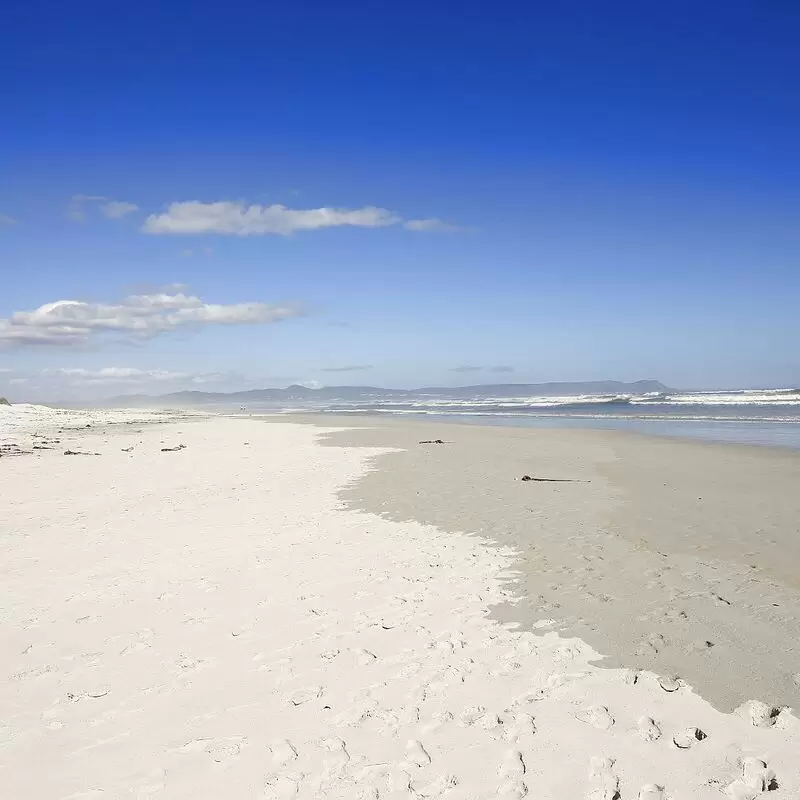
{"left": 2, "top": 407, "right": 799, "bottom": 799}
{"left": 307, "top": 415, "right": 800, "bottom": 713}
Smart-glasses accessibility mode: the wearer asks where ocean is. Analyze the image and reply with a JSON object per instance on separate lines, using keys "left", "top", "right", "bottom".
{"left": 306, "top": 388, "right": 800, "bottom": 449}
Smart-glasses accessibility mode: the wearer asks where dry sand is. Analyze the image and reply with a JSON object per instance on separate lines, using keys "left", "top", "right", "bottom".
{"left": 1, "top": 406, "right": 799, "bottom": 798}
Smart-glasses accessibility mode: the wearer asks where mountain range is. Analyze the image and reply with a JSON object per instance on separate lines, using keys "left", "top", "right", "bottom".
{"left": 107, "top": 380, "right": 670, "bottom": 407}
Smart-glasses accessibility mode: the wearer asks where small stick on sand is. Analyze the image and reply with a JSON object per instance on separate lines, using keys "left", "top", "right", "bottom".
{"left": 520, "top": 475, "right": 590, "bottom": 483}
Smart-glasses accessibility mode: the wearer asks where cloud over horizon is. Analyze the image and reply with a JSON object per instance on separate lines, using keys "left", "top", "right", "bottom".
{"left": 319, "top": 365, "right": 373, "bottom": 373}
{"left": 142, "top": 201, "right": 457, "bottom": 236}
{"left": 0, "top": 290, "right": 302, "bottom": 347}
{"left": 49, "top": 367, "right": 190, "bottom": 385}
{"left": 450, "top": 365, "right": 515, "bottom": 373}
{"left": 0, "top": 366, "right": 275, "bottom": 401}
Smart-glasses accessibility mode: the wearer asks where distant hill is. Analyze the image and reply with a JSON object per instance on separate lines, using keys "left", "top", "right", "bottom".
{"left": 107, "top": 380, "right": 670, "bottom": 407}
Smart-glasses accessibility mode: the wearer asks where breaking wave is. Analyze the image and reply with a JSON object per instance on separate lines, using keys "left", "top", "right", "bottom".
{"left": 320, "top": 388, "right": 800, "bottom": 422}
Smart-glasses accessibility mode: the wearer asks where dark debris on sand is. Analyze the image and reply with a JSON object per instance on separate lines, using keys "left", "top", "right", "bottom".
{"left": 520, "top": 474, "right": 590, "bottom": 483}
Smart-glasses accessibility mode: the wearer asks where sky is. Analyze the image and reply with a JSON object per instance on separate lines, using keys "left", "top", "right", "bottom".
{"left": 1, "top": 0, "right": 799, "bottom": 400}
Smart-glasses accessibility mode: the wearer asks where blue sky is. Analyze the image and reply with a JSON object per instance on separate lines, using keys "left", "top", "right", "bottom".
{"left": 2, "top": 0, "right": 799, "bottom": 399}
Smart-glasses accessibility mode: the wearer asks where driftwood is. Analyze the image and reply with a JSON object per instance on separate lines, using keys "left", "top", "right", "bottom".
{"left": 520, "top": 475, "right": 590, "bottom": 483}
{"left": 161, "top": 444, "right": 187, "bottom": 452}
{"left": 64, "top": 450, "right": 100, "bottom": 456}
{"left": 419, "top": 439, "right": 446, "bottom": 445}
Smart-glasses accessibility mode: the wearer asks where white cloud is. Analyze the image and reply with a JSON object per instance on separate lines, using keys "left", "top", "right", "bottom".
{"left": 0, "top": 289, "right": 302, "bottom": 347}
{"left": 449, "top": 364, "right": 515, "bottom": 374}
{"left": 100, "top": 201, "right": 139, "bottom": 219}
{"left": 0, "top": 213, "right": 17, "bottom": 227}
{"left": 0, "top": 366, "right": 273, "bottom": 400}
{"left": 142, "top": 201, "right": 402, "bottom": 236}
{"left": 320, "top": 365, "right": 373, "bottom": 373}
{"left": 188, "top": 370, "right": 238, "bottom": 385}
{"left": 67, "top": 195, "right": 138, "bottom": 222}
{"left": 450, "top": 365, "right": 483, "bottom": 373}
{"left": 50, "top": 367, "right": 189, "bottom": 385}
{"left": 404, "top": 218, "right": 463, "bottom": 232}
{"left": 450, "top": 364, "right": 514, "bottom": 372}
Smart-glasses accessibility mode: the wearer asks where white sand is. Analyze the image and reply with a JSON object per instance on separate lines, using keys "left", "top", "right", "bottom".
{"left": 0, "top": 403, "right": 202, "bottom": 453}
{"left": 1, "top": 410, "right": 798, "bottom": 799}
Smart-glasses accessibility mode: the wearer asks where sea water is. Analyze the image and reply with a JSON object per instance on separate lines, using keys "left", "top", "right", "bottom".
{"left": 314, "top": 389, "right": 800, "bottom": 449}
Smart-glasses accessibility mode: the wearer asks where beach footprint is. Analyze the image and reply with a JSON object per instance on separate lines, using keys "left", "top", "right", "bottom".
{"left": 503, "top": 712, "right": 536, "bottom": 742}
{"left": 734, "top": 700, "right": 783, "bottom": 729}
{"left": 497, "top": 750, "right": 527, "bottom": 799}
{"left": 638, "top": 785, "right": 664, "bottom": 800}
{"left": 404, "top": 739, "right": 432, "bottom": 768}
{"left": 741, "top": 757, "right": 774, "bottom": 791}
{"left": 321, "top": 736, "right": 351, "bottom": 778}
{"left": 475, "top": 711, "right": 505, "bottom": 739}
{"left": 637, "top": 716, "right": 662, "bottom": 742}
{"left": 269, "top": 739, "right": 298, "bottom": 766}
{"left": 460, "top": 705, "right": 487, "bottom": 726}
{"left": 264, "top": 772, "right": 303, "bottom": 799}
{"left": 205, "top": 737, "right": 245, "bottom": 762}
{"left": 576, "top": 705, "right": 615, "bottom": 730}
{"left": 411, "top": 773, "right": 459, "bottom": 798}
{"left": 672, "top": 727, "right": 706, "bottom": 750}
{"left": 726, "top": 757, "right": 776, "bottom": 798}
{"left": 422, "top": 710, "right": 455, "bottom": 734}
{"left": 587, "top": 757, "right": 620, "bottom": 800}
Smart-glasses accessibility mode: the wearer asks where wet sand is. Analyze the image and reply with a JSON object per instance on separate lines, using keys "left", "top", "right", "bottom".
{"left": 287, "top": 414, "right": 800, "bottom": 712}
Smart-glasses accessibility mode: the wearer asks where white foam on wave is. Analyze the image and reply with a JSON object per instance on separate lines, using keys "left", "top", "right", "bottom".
{"left": 340, "top": 408, "right": 800, "bottom": 424}
{"left": 328, "top": 388, "right": 800, "bottom": 412}
{"left": 343, "top": 394, "right": 635, "bottom": 410}
{"left": 634, "top": 390, "right": 800, "bottom": 406}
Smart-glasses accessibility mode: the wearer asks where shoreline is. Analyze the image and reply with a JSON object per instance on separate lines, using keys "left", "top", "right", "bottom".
{"left": 3, "top": 409, "right": 800, "bottom": 797}
{"left": 267, "top": 407, "right": 800, "bottom": 455}
{"left": 264, "top": 412, "right": 800, "bottom": 713}
{"left": 277, "top": 407, "right": 800, "bottom": 451}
